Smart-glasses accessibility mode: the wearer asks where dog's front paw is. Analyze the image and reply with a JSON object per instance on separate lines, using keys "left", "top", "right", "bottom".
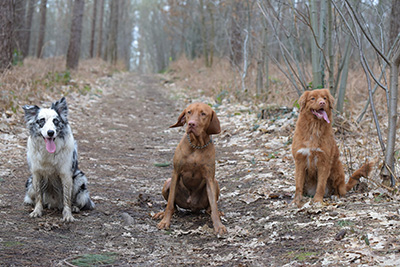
{"left": 157, "top": 218, "right": 171, "bottom": 230}
{"left": 29, "top": 210, "right": 42, "bottom": 218}
{"left": 62, "top": 214, "right": 75, "bottom": 222}
{"left": 214, "top": 224, "right": 227, "bottom": 236}
{"left": 62, "top": 209, "right": 75, "bottom": 222}
{"left": 152, "top": 211, "right": 165, "bottom": 220}
{"left": 312, "top": 195, "right": 324, "bottom": 204}
{"left": 290, "top": 195, "right": 303, "bottom": 208}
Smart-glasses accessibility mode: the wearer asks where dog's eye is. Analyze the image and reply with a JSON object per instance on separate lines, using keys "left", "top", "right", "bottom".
{"left": 311, "top": 97, "right": 315, "bottom": 101}
{"left": 201, "top": 112, "right": 206, "bottom": 116}
{"left": 187, "top": 110, "right": 191, "bottom": 115}
{"left": 36, "top": 118, "right": 45, "bottom": 128}
{"left": 53, "top": 118, "right": 60, "bottom": 126}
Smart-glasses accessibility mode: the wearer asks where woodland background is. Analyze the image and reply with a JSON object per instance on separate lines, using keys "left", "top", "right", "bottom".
{"left": 1, "top": 1, "right": 400, "bottom": 265}
{"left": 1, "top": 0, "right": 400, "bottom": 184}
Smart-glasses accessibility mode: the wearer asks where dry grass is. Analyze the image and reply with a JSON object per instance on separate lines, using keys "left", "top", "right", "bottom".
{"left": 167, "top": 56, "right": 389, "bottom": 120}
{"left": 0, "top": 57, "right": 124, "bottom": 116}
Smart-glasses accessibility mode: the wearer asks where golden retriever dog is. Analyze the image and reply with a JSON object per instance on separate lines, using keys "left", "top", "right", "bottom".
{"left": 291, "top": 89, "right": 372, "bottom": 207}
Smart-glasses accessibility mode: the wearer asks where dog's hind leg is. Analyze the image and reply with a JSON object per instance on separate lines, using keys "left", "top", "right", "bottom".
{"left": 24, "top": 176, "right": 35, "bottom": 205}
{"left": 72, "top": 170, "right": 95, "bottom": 212}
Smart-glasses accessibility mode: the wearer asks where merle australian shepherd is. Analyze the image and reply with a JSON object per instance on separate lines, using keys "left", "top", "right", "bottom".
{"left": 22, "top": 97, "right": 94, "bottom": 222}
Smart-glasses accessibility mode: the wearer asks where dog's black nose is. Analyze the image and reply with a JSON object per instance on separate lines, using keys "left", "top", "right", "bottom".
{"left": 47, "top": 130, "right": 55, "bottom": 137}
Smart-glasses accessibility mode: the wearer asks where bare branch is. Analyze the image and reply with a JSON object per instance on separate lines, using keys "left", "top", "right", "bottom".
{"left": 344, "top": 0, "right": 390, "bottom": 65}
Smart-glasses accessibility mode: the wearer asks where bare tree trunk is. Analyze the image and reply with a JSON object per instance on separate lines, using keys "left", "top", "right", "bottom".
{"left": 389, "top": 0, "right": 400, "bottom": 49}
{"left": 230, "top": 0, "right": 243, "bottom": 67}
{"left": 22, "top": 0, "right": 35, "bottom": 58}
{"left": 381, "top": 48, "right": 400, "bottom": 186}
{"left": 36, "top": 0, "right": 47, "bottom": 58}
{"left": 66, "top": 0, "right": 85, "bottom": 69}
{"left": 199, "top": 0, "right": 209, "bottom": 67}
{"left": 263, "top": 20, "right": 269, "bottom": 92}
{"left": 96, "top": 0, "right": 104, "bottom": 58}
{"left": 310, "top": 0, "right": 323, "bottom": 88}
{"left": 207, "top": 1, "right": 214, "bottom": 67}
{"left": 0, "top": 1, "right": 14, "bottom": 72}
{"left": 107, "top": 0, "right": 118, "bottom": 64}
{"left": 13, "top": 0, "right": 25, "bottom": 60}
{"left": 90, "top": 0, "right": 98, "bottom": 58}
{"left": 327, "top": 0, "right": 334, "bottom": 95}
{"left": 119, "top": 0, "right": 128, "bottom": 69}
{"left": 256, "top": 18, "right": 268, "bottom": 97}
{"left": 318, "top": 0, "right": 326, "bottom": 86}
{"left": 256, "top": 55, "right": 263, "bottom": 96}
{"left": 336, "top": 36, "right": 352, "bottom": 113}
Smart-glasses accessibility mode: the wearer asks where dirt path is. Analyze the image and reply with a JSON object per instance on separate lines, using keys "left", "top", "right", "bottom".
{"left": 1, "top": 73, "right": 399, "bottom": 266}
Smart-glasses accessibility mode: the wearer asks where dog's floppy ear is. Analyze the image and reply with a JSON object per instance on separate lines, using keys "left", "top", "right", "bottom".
{"left": 298, "top": 91, "right": 309, "bottom": 111}
{"left": 170, "top": 109, "right": 186, "bottom": 128}
{"left": 52, "top": 97, "right": 68, "bottom": 123}
{"left": 22, "top": 105, "right": 40, "bottom": 123}
{"left": 206, "top": 110, "right": 221, "bottom": 135}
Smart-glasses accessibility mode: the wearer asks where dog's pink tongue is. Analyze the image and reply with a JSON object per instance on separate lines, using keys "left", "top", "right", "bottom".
{"left": 322, "top": 110, "right": 330, "bottom": 124}
{"left": 45, "top": 138, "right": 56, "bottom": 153}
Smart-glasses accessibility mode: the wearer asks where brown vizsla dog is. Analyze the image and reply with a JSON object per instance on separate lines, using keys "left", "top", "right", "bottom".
{"left": 153, "top": 102, "right": 227, "bottom": 235}
{"left": 292, "top": 89, "right": 372, "bottom": 207}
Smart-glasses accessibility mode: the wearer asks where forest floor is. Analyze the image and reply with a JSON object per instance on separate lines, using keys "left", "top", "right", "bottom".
{"left": 1, "top": 71, "right": 400, "bottom": 266}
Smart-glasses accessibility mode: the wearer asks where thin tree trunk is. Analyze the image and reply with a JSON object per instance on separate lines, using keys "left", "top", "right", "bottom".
{"left": 327, "top": 0, "right": 334, "bottom": 95}
{"left": 0, "top": 1, "right": 14, "bottom": 72}
{"left": 199, "top": 0, "right": 209, "bottom": 67}
{"left": 66, "top": 0, "right": 85, "bottom": 69}
{"left": 207, "top": 1, "right": 214, "bottom": 67}
{"left": 230, "top": 0, "right": 243, "bottom": 67}
{"left": 23, "top": 0, "right": 35, "bottom": 58}
{"left": 318, "top": 0, "right": 326, "bottom": 87}
{"left": 310, "top": 0, "right": 322, "bottom": 88}
{"left": 96, "top": 0, "right": 104, "bottom": 58}
{"left": 336, "top": 36, "right": 352, "bottom": 113}
{"left": 13, "top": 0, "right": 25, "bottom": 59}
{"left": 389, "top": 0, "right": 400, "bottom": 49}
{"left": 381, "top": 48, "right": 400, "bottom": 186}
{"left": 36, "top": 0, "right": 47, "bottom": 58}
{"left": 107, "top": 0, "right": 118, "bottom": 64}
{"left": 90, "top": 0, "right": 97, "bottom": 58}
{"left": 263, "top": 20, "right": 269, "bottom": 92}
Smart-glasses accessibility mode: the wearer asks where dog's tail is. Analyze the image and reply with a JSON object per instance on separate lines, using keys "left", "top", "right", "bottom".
{"left": 345, "top": 160, "right": 375, "bottom": 192}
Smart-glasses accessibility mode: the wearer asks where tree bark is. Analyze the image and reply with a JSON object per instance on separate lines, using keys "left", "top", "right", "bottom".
{"left": 389, "top": 0, "right": 400, "bottom": 49}
{"left": 310, "top": 0, "right": 323, "bottom": 88}
{"left": 336, "top": 36, "right": 352, "bottom": 113}
{"left": 13, "top": 0, "right": 25, "bottom": 59}
{"left": 230, "top": 0, "right": 243, "bottom": 67}
{"left": 199, "top": 0, "right": 209, "bottom": 67}
{"left": 207, "top": 2, "right": 214, "bottom": 68}
{"left": 96, "top": 0, "right": 104, "bottom": 58}
{"left": 0, "top": 1, "right": 14, "bottom": 72}
{"left": 90, "top": 0, "right": 97, "bottom": 58}
{"left": 327, "top": 0, "right": 334, "bottom": 95}
{"left": 36, "top": 0, "right": 47, "bottom": 58}
{"left": 106, "top": 0, "right": 118, "bottom": 64}
{"left": 381, "top": 48, "right": 400, "bottom": 187}
{"left": 66, "top": 0, "right": 85, "bottom": 69}
{"left": 22, "top": 0, "right": 35, "bottom": 58}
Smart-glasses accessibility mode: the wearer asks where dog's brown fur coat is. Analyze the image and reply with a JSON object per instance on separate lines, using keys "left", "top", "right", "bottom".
{"left": 292, "top": 89, "right": 372, "bottom": 207}
{"left": 153, "top": 103, "right": 227, "bottom": 235}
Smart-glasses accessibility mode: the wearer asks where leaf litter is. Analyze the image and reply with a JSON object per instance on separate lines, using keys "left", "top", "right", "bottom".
{"left": 0, "top": 72, "right": 399, "bottom": 266}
